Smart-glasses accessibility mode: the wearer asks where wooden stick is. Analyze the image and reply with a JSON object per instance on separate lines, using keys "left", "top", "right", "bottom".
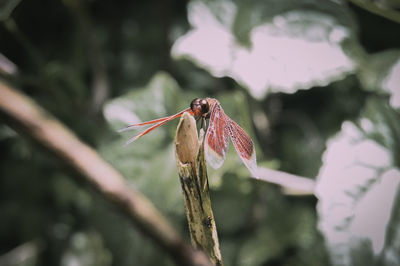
{"left": 0, "top": 81, "right": 212, "bottom": 266}
{"left": 175, "top": 113, "right": 223, "bottom": 266}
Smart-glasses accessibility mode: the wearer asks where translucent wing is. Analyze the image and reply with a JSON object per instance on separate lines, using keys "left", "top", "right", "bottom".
{"left": 226, "top": 116, "right": 257, "bottom": 176}
{"left": 204, "top": 101, "right": 229, "bottom": 169}
{"left": 118, "top": 108, "right": 192, "bottom": 132}
{"left": 119, "top": 108, "right": 192, "bottom": 145}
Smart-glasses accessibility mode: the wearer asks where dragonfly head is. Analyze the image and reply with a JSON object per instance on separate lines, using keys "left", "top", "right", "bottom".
{"left": 190, "top": 98, "right": 209, "bottom": 117}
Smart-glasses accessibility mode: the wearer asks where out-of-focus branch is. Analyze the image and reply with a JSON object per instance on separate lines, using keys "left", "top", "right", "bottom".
{"left": 0, "top": 81, "right": 212, "bottom": 266}
{"left": 255, "top": 167, "right": 315, "bottom": 195}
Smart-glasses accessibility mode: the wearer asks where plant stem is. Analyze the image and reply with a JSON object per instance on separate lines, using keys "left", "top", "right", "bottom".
{"left": 175, "top": 113, "right": 223, "bottom": 266}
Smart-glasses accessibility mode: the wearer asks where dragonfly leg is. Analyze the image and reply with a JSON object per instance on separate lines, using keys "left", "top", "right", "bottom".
{"left": 201, "top": 116, "right": 207, "bottom": 130}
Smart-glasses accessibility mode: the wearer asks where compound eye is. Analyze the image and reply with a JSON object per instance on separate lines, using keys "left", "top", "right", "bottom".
{"left": 190, "top": 98, "right": 200, "bottom": 110}
{"left": 200, "top": 99, "right": 209, "bottom": 113}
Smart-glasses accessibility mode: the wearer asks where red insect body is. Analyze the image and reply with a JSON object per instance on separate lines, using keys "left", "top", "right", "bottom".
{"left": 119, "top": 98, "right": 257, "bottom": 176}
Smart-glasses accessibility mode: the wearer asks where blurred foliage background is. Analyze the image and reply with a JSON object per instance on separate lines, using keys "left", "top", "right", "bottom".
{"left": 1, "top": 0, "right": 400, "bottom": 265}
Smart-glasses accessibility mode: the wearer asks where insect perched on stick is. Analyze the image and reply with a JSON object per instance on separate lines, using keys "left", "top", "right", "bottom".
{"left": 119, "top": 98, "right": 257, "bottom": 176}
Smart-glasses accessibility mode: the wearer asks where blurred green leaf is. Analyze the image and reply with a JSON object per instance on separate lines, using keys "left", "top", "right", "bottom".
{"left": 101, "top": 72, "right": 194, "bottom": 217}
{"left": 315, "top": 98, "right": 400, "bottom": 266}
{"left": 61, "top": 231, "right": 112, "bottom": 266}
{"left": 104, "top": 71, "right": 190, "bottom": 131}
{"left": 172, "top": 0, "right": 356, "bottom": 99}
{"left": 233, "top": 0, "right": 357, "bottom": 45}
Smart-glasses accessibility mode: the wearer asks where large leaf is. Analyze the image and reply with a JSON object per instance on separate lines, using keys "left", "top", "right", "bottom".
{"left": 315, "top": 98, "right": 400, "bottom": 266}
{"left": 171, "top": 0, "right": 356, "bottom": 99}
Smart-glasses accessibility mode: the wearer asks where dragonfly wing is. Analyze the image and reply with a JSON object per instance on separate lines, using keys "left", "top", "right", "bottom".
{"left": 121, "top": 108, "right": 192, "bottom": 145}
{"left": 227, "top": 116, "right": 257, "bottom": 176}
{"left": 118, "top": 108, "right": 192, "bottom": 132}
{"left": 205, "top": 102, "right": 229, "bottom": 169}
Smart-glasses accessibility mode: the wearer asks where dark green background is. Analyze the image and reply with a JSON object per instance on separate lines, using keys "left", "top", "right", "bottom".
{"left": 1, "top": 0, "right": 399, "bottom": 265}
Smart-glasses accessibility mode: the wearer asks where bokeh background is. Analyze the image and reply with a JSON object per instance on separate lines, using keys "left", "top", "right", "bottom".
{"left": 1, "top": 0, "right": 400, "bottom": 265}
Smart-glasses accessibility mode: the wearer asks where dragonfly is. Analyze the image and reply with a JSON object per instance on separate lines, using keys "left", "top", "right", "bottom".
{"left": 118, "top": 98, "right": 257, "bottom": 176}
